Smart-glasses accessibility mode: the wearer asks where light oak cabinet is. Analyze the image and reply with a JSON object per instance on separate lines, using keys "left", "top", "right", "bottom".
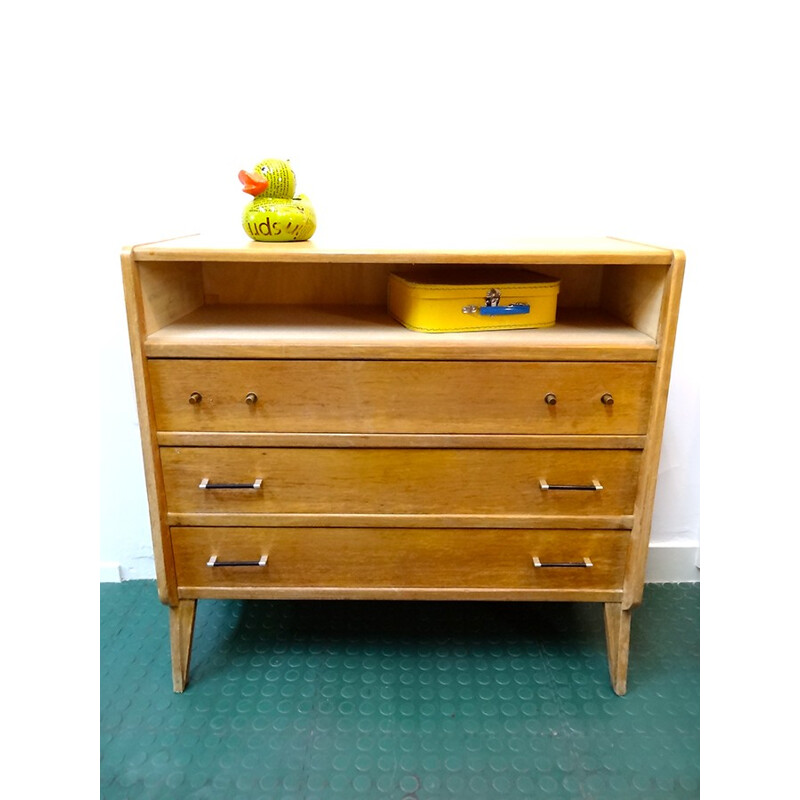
{"left": 121, "top": 235, "right": 684, "bottom": 695}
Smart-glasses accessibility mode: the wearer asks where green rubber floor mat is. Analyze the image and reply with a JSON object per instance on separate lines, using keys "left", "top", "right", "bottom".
{"left": 100, "top": 582, "right": 699, "bottom": 798}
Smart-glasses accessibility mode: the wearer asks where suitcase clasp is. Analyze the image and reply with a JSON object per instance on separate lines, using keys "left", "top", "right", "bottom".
{"left": 462, "top": 288, "right": 531, "bottom": 317}
{"left": 462, "top": 288, "right": 502, "bottom": 314}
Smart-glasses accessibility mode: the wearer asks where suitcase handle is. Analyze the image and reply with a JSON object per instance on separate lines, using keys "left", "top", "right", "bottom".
{"left": 477, "top": 302, "right": 530, "bottom": 316}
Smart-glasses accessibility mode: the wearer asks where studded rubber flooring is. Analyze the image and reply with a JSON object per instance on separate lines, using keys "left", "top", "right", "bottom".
{"left": 100, "top": 582, "right": 699, "bottom": 799}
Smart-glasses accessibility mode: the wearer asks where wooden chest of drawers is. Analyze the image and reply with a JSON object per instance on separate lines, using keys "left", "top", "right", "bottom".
{"left": 121, "top": 235, "right": 684, "bottom": 695}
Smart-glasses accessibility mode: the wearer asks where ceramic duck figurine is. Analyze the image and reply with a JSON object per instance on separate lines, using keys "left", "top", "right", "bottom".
{"left": 238, "top": 158, "right": 316, "bottom": 242}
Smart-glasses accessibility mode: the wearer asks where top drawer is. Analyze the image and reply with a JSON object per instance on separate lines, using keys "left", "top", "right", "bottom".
{"left": 149, "top": 359, "right": 654, "bottom": 435}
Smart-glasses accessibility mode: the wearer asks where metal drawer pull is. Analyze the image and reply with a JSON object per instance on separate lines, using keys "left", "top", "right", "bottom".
{"left": 207, "top": 555, "right": 268, "bottom": 568}
{"left": 539, "top": 478, "right": 603, "bottom": 491}
{"left": 198, "top": 478, "right": 263, "bottom": 490}
{"left": 533, "top": 557, "right": 593, "bottom": 568}
{"left": 188, "top": 392, "right": 202, "bottom": 405}
{"left": 601, "top": 392, "right": 614, "bottom": 405}
{"left": 245, "top": 392, "right": 258, "bottom": 405}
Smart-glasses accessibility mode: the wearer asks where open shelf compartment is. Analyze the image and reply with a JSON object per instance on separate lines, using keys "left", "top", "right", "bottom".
{"left": 134, "top": 239, "right": 672, "bottom": 361}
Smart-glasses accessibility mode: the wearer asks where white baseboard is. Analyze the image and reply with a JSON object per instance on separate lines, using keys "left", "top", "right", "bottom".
{"left": 645, "top": 544, "right": 700, "bottom": 583}
{"left": 100, "top": 562, "right": 122, "bottom": 583}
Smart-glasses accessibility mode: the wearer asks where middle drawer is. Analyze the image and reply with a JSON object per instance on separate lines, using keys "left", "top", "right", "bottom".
{"left": 160, "top": 446, "right": 641, "bottom": 518}
{"left": 149, "top": 359, "right": 655, "bottom": 435}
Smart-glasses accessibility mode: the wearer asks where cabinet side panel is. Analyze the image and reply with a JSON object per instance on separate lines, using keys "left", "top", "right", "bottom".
{"left": 600, "top": 264, "right": 667, "bottom": 339}
{"left": 623, "top": 252, "right": 685, "bottom": 607}
{"left": 140, "top": 261, "right": 205, "bottom": 334}
{"left": 121, "top": 249, "right": 179, "bottom": 605}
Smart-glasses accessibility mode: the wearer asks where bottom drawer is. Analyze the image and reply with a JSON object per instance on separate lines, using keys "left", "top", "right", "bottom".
{"left": 171, "top": 527, "right": 629, "bottom": 601}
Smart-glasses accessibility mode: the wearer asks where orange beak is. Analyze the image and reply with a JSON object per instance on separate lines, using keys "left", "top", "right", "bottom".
{"left": 238, "top": 170, "right": 269, "bottom": 196}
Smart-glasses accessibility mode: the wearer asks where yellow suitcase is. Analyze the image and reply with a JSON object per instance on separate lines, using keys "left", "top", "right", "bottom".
{"left": 388, "top": 267, "right": 560, "bottom": 333}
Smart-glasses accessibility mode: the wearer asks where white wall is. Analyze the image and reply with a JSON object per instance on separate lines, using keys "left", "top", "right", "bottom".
{"left": 92, "top": 0, "right": 717, "bottom": 579}
{"left": 73, "top": 0, "right": 787, "bottom": 583}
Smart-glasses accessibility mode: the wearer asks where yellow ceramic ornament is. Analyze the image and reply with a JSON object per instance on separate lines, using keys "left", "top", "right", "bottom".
{"left": 238, "top": 158, "right": 316, "bottom": 242}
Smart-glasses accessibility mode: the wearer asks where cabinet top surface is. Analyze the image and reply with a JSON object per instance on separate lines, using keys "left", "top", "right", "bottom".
{"left": 127, "top": 233, "right": 676, "bottom": 264}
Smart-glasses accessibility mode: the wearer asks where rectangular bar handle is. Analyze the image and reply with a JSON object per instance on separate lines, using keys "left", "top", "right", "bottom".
{"left": 533, "top": 557, "right": 593, "bottom": 568}
{"left": 479, "top": 302, "right": 530, "bottom": 316}
{"left": 539, "top": 478, "right": 603, "bottom": 491}
{"left": 199, "top": 478, "right": 263, "bottom": 490}
{"left": 462, "top": 302, "right": 531, "bottom": 316}
{"left": 207, "top": 555, "right": 268, "bottom": 567}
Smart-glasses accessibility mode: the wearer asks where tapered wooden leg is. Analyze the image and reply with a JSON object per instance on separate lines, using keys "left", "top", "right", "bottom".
{"left": 604, "top": 603, "right": 632, "bottom": 696}
{"left": 169, "top": 600, "right": 197, "bottom": 693}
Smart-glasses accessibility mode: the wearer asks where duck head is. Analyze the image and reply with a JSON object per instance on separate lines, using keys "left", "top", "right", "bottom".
{"left": 238, "top": 158, "right": 296, "bottom": 199}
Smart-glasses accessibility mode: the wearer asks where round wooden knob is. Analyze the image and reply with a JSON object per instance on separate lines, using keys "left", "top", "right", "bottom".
{"left": 544, "top": 393, "right": 557, "bottom": 406}
{"left": 601, "top": 393, "right": 614, "bottom": 406}
{"left": 188, "top": 392, "right": 202, "bottom": 405}
{"left": 245, "top": 392, "right": 258, "bottom": 405}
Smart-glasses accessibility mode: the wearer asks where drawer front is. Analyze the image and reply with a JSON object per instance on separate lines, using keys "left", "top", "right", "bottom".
{"left": 150, "top": 359, "right": 654, "bottom": 435}
{"left": 172, "top": 526, "right": 629, "bottom": 594}
{"left": 161, "top": 447, "right": 640, "bottom": 517}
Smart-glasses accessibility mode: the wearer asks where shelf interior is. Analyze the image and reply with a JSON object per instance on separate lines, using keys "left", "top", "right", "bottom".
{"left": 138, "top": 259, "right": 666, "bottom": 361}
